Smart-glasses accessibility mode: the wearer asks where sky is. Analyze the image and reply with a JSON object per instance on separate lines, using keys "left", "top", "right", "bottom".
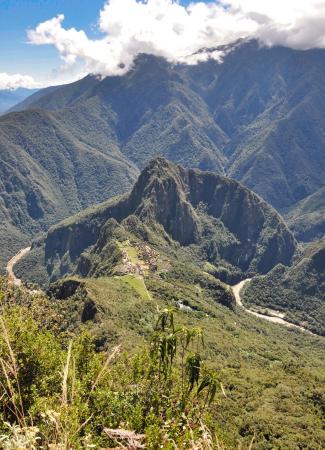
{"left": 0, "top": 0, "right": 106, "bottom": 87}
{"left": 1, "top": 0, "right": 325, "bottom": 89}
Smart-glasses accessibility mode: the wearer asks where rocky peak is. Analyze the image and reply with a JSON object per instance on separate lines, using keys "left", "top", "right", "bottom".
{"left": 125, "top": 158, "right": 296, "bottom": 271}
{"left": 126, "top": 158, "right": 199, "bottom": 245}
{"left": 29, "top": 158, "right": 296, "bottom": 283}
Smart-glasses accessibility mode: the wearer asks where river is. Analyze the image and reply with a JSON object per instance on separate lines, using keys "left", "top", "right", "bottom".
{"left": 231, "top": 279, "right": 315, "bottom": 335}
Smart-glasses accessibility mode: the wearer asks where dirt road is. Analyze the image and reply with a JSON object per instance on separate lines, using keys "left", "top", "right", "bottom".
{"left": 6, "top": 247, "right": 31, "bottom": 286}
{"left": 4, "top": 247, "right": 317, "bottom": 336}
{"left": 231, "top": 279, "right": 314, "bottom": 334}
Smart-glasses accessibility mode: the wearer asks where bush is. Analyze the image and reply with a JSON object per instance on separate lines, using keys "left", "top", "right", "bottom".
{"left": 0, "top": 306, "right": 222, "bottom": 448}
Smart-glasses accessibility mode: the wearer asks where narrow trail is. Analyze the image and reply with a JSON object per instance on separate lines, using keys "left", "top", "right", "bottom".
{"left": 231, "top": 279, "right": 315, "bottom": 335}
{"left": 6, "top": 246, "right": 42, "bottom": 295}
{"left": 6, "top": 247, "right": 31, "bottom": 286}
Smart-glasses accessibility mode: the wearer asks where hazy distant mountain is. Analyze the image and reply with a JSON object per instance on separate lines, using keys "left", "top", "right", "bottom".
{"left": 1, "top": 40, "right": 324, "bottom": 268}
{"left": 0, "top": 88, "right": 37, "bottom": 114}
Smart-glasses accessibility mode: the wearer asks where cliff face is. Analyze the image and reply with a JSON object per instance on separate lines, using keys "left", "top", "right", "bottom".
{"left": 126, "top": 158, "right": 296, "bottom": 272}
{"left": 23, "top": 158, "right": 296, "bottom": 284}
{"left": 126, "top": 159, "right": 200, "bottom": 245}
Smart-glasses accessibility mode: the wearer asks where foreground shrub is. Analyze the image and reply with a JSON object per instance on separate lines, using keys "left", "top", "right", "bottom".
{"left": 0, "top": 307, "right": 223, "bottom": 449}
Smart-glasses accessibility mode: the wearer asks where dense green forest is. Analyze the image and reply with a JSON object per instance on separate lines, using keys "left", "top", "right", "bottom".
{"left": 0, "top": 276, "right": 324, "bottom": 449}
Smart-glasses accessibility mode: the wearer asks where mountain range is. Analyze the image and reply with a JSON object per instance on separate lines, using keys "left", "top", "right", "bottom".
{"left": 1, "top": 38, "right": 325, "bottom": 449}
{"left": 1, "top": 39, "right": 324, "bottom": 270}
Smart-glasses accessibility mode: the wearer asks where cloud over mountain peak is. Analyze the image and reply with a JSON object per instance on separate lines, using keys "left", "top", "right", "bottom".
{"left": 27, "top": 0, "right": 325, "bottom": 77}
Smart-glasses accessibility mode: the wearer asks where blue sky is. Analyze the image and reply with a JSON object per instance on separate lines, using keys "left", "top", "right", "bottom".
{"left": 0, "top": 0, "right": 209, "bottom": 85}
{"left": 0, "top": 2, "right": 197, "bottom": 67}
{"left": 0, "top": 0, "right": 111, "bottom": 79}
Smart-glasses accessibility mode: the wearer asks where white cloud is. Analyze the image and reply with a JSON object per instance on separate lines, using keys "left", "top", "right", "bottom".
{"left": 0, "top": 72, "right": 39, "bottom": 90}
{"left": 27, "top": 0, "right": 325, "bottom": 78}
{"left": 232, "top": 0, "right": 325, "bottom": 49}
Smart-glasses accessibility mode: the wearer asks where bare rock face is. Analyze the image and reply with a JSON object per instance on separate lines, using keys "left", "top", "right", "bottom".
{"left": 125, "top": 158, "right": 296, "bottom": 272}
{"left": 47, "top": 278, "right": 98, "bottom": 323}
{"left": 81, "top": 299, "right": 98, "bottom": 323}
{"left": 27, "top": 158, "right": 296, "bottom": 283}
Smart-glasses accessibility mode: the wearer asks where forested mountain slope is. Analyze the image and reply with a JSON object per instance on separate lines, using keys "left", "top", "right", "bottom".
{"left": 243, "top": 237, "right": 325, "bottom": 335}
{"left": 1, "top": 40, "right": 324, "bottom": 269}
{"left": 0, "top": 107, "right": 138, "bottom": 268}
{"left": 285, "top": 187, "right": 325, "bottom": 241}
{"left": 14, "top": 40, "right": 325, "bottom": 217}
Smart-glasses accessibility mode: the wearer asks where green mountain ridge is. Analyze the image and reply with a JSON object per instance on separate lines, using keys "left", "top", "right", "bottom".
{"left": 1, "top": 40, "right": 324, "bottom": 266}
{"left": 17, "top": 158, "right": 296, "bottom": 286}
{"left": 13, "top": 42, "right": 325, "bottom": 213}
{"left": 0, "top": 106, "right": 139, "bottom": 269}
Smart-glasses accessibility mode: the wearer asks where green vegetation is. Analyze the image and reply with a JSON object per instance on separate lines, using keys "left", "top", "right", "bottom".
{"left": 12, "top": 45, "right": 325, "bottom": 220}
{"left": 1, "top": 40, "right": 324, "bottom": 449}
{"left": 243, "top": 238, "right": 325, "bottom": 335}
{"left": 0, "top": 271, "right": 324, "bottom": 448}
{"left": 17, "top": 158, "right": 296, "bottom": 286}
{"left": 9, "top": 157, "right": 322, "bottom": 448}
{"left": 0, "top": 299, "right": 223, "bottom": 448}
{"left": 0, "top": 106, "right": 138, "bottom": 272}
{"left": 118, "top": 275, "right": 151, "bottom": 301}
{"left": 285, "top": 187, "right": 325, "bottom": 241}
{"left": 1, "top": 41, "right": 325, "bottom": 272}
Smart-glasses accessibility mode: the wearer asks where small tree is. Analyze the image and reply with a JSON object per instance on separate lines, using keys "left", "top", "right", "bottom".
{"left": 150, "top": 308, "right": 220, "bottom": 411}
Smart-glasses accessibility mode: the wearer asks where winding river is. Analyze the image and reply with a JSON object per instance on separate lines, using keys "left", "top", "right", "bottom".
{"left": 231, "top": 279, "right": 315, "bottom": 335}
